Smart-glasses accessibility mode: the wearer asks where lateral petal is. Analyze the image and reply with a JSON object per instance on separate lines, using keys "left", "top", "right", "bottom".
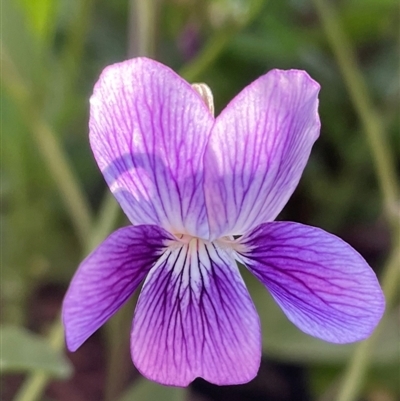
{"left": 131, "top": 239, "right": 261, "bottom": 386}
{"left": 238, "top": 222, "right": 385, "bottom": 343}
{"left": 204, "top": 70, "right": 320, "bottom": 239}
{"left": 62, "top": 225, "right": 172, "bottom": 351}
{"left": 89, "top": 57, "right": 214, "bottom": 238}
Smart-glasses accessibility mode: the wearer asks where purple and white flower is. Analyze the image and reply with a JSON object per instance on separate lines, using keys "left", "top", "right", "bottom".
{"left": 62, "top": 57, "right": 385, "bottom": 386}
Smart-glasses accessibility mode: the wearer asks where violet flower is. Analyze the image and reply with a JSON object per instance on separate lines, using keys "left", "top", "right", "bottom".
{"left": 62, "top": 58, "right": 385, "bottom": 386}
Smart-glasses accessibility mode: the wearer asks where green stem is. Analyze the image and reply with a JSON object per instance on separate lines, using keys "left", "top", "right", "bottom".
{"left": 311, "top": 0, "right": 400, "bottom": 400}
{"left": 12, "top": 194, "right": 120, "bottom": 401}
{"left": 179, "top": 26, "right": 236, "bottom": 82}
{"left": 334, "top": 246, "right": 400, "bottom": 401}
{"left": 104, "top": 296, "right": 138, "bottom": 401}
{"left": 127, "top": 0, "right": 158, "bottom": 58}
{"left": 1, "top": 47, "right": 93, "bottom": 243}
{"left": 179, "top": 0, "right": 265, "bottom": 82}
{"left": 86, "top": 194, "right": 120, "bottom": 253}
{"left": 312, "top": 0, "right": 399, "bottom": 226}
{"left": 13, "top": 320, "right": 65, "bottom": 401}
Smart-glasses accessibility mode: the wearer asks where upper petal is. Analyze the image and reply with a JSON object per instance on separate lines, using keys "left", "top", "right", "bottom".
{"left": 89, "top": 57, "right": 214, "bottom": 238}
{"left": 238, "top": 222, "right": 385, "bottom": 343}
{"left": 131, "top": 238, "right": 261, "bottom": 386}
{"left": 62, "top": 225, "right": 173, "bottom": 351}
{"left": 204, "top": 70, "right": 320, "bottom": 239}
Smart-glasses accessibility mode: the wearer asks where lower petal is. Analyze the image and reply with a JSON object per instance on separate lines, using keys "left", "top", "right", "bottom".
{"left": 238, "top": 222, "right": 385, "bottom": 343}
{"left": 131, "top": 239, "right": 261, "bottom": 386}
{"left": 62, "top": 225, "right": 172, "bottom": 351}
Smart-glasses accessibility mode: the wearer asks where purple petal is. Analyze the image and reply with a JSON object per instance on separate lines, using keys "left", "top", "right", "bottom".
{"left": 89, "top": 57, "right": 214, "bottom": 238}
{"left": 131, "top": 239, "right": 261, "bottom": 386}
{"left": 62, "top": 225, "right": 173, "bottom": 351}
{"left": 204, "top": 70, "right": 320, "bottom": 239}
{"left": 238, "top": 222, "right": 385, "bottom": 343}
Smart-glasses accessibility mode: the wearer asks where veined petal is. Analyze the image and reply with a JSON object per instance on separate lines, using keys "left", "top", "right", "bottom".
{"left": 238, "top": 222, "right": 385, "bottom": 343}
{"left": 62, "top": 225, "right": 173, "bottom": 351}
{"left": 89, "top": 57, "right": 214, "bottom": 238}
{"left": 131, "top": 239, "right": 261, "bottom": 386}
{"left": 204, "top": 70, "right": 320, "bottom": 239}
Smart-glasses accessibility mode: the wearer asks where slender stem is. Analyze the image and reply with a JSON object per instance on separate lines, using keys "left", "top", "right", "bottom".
{"left": 13, "top": 373, "right": 48, "bottom": 401}
{"left": 127, "top": 0, "right": 158, "bottom": 58}
{"left": 312, "top": 1, "right": 400, "bottom": 400}
{"left": 179, "top": 26, "right": 236, "bottom": 82}
{"left": 312, "top": 0, "right": 399, "bottom": 226}
{"left": 333, "top": 246, "right": 400, "bottom": 401}
{"left": 179, "top": 0, "right": 265, "bottom": 82}
{"left": 11, "top": 194, "right": 121, "bottom": 401}
{"left": 30, "top": 116, "right": 93, "bottom": 243}
{"left": 13, "top": 320, "right": 65, "bottom": 401}
{"left": 1, "top": 48, "right": 93, "bottom": 243}
{"left": 104, "top": 296, "right": 138, "bottom": 401}
{"left": 86, "top": 194, "right": 120, "bottom": 253}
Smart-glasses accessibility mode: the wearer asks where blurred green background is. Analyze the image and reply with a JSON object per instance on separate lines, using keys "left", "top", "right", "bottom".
{"left": 1, "top": 0, "right": 399, "bottom": 400}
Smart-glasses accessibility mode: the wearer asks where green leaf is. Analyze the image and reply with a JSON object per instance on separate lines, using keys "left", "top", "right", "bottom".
{"left": 118, "top": 378, "right": 187, "bottom": 401}
{"left": 0, "top": 325, "right": 72, "bottom": 378}
{"left": 244, "top": 270, "right": 399, "bottom": 365}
